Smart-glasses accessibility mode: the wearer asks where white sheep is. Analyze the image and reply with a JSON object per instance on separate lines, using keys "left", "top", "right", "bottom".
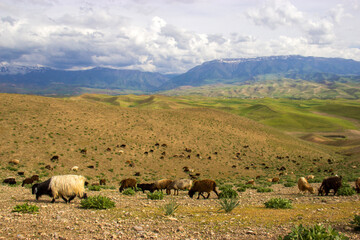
{"left": 32, "top": 175, "right": 87, "bottom": 203}
{"left": 71, "top": 166, "right": 79, "bottom": 171}
{"left": 166, "top": 179, "right": 193, "bottom": 195}
{"left": 298, "top": 177, "right": 315, "bottom": 194}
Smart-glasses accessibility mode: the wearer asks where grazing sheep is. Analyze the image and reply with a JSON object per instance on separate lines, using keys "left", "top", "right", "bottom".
{"left": 32, "top": 175, "right": 87, "bottom": 203}
{"left": 306, "top": 175, "right": 315, "bottom": 180}
{"left": 3, "top": 178, "right": 16, "bottom": 185}
{"left": 188, "top": 179, "right": 219, "bottom": 199}
{"left": 8, "top": 159, "right": 19, "bottom": 165}
{"left": 137, "top": 183, "right": 155, "bottom": 193}
{"left": 71, "top": 166, "right": 79, "bottom": 171}
{"left": 31, "top": 175, "right": 39, "bottom": 181}
{"left": 297, "top": 177, "right": 315, "bottom": 194}
{"left": 22, "top": 178, "right": 35, "bottom": 187}
{"left": 18, "top": 172, "right": 25, "bottom": 176}
{"left": 355, "top": 177, "right": 360, "bottom": 193}
{"left": 272, "top": 177, "right": 280, "bottom": 183}
{"left": 119, "top": 178, "right": 137, "bottom": 192}
{"left": 318, "top": 176, "right": 342, "bottom": 196}
{"left": 99, "top": 179, "right": 106, "bottom": 185}
{"left": 247, "top": 180, "right": 255, "bottom": 185}
{"left": 166, "top": 179, "right": 193, "bottom": 195}
{"left": 50, "top": 156, "right": 59, "bottom": 162}
{"left": 45, "top": 165, "right": 53, "bottom": 170}
{"left": 153, "top": 179, "right": 173, "bottom": 192}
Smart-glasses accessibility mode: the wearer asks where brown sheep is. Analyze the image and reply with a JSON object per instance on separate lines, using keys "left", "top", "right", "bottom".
{"left": 188, "top": 179, "right": 219, "bottom": 199}
{"left": 318, "top": 176, "right": 342, "bottom": 196}
{"left": 22, "top": 178, "right": 35, "bottom": 187}
{"left": 153, "top": 179, "right": 173, "bottom": 192}
{"left": 306, "top": 175, "right": 315, "bottom": 180}
{"left": 3, "top": 178, "right": 16, "bottom": 185}
{"left": 247, "top": 180, "right": 255, "bottom": 185}
{"left": 297, "top": 177, "right": 315, "bottom": 194}
{"left": 119, "top": 178, "right": 137, "bottom": 192}
{"left": 9, "top": 159, "right": 20, "bottom": 165}
{"left": 272, "top": 177, "right": 280, "bottom": 183}
{"left": 355, "top": 177, "right": 360, "bottom": 193}
{"left": 99, "top": 179, "right": 106, "bottom": 185}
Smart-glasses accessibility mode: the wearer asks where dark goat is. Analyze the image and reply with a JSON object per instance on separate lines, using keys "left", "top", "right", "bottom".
{"left": 119, "top": 178, "right": 137, "bottom": 192}
{"left": 188, "top": 179, "right": 219, "bottom": 199}
{"left": 137, "top": 183, "right": 155, "bottom": 193}
{"left": 318, "top": 176, "right": 342, "bottom": 196}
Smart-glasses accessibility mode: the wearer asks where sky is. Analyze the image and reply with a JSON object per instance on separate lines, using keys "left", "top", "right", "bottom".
{"left": 1, "top": 0, "right": 360, "bottom": 73}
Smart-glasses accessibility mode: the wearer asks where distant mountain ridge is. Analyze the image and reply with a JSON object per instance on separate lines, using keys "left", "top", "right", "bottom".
{"left": 0, "top": 55, "right": 360, "bottom": 97}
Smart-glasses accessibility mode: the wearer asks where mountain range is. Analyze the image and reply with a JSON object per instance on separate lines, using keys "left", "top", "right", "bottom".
{"left": 1, "top": 55, "right": 360, "bottom": 98}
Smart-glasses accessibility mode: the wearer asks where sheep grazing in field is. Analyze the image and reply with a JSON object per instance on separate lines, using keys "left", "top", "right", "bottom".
{"left": 355, "top": 177, "right": 360, "bottom": 193}
{"left": 272, "top": 177, "right": 280, "bottom": 183}
{"left": 137, "top": 183, "right": 155, "bottom": 193}
{"left": 153, "top": 179, "right": 173, "bottom": 192}
{"left": 247, "top": 179, "right": 255, "bottom": 185}
{"left": 306, "top": 175, "right": 315, "bottom": 180}
{"left": 119, "top": 178, "right": 137, "bottom": 192}
{"left": 318, "top": 176, "right": 342, "bottom": 196}
{"left": 166, "top": 179, "right": 193, "bottom": 195}
{"left": 3, "top": 178, "right": 16, "bottom": 185}
{"left": 8, "top": 159, "right": 20, "bottom": 165}
{"left": 71, "top": 166, "right": 79, "bottom": 171}
{"left": 188, "top": 179, "right": 219, "bottom": 199}
{"left": 31, "top": 175, "right": 39, "bottom": 181}
{"left": 99, "top": 179, "right": 106, "bottom": 185}
{"left": 50, "top": 155, "right": 59, "bottom": 162}
{"left": 297, "top": 177, "right": 315, "bottom": 194}
{"left": 22, "top": 177, "right": 36, "bottom": 187}
{"left": 32, "top": 175, "right": 87, "bottom": 203}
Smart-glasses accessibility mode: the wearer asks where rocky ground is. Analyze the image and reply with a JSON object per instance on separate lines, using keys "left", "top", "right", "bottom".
{"left": 0, "top": 183, "right": 359, "bottom": 240}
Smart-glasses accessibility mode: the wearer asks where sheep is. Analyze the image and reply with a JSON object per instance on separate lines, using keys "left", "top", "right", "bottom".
{"left": 166, "top": 179, "right": 193, "bottom": 195}
{"left": 297, "top": 177, "right": 315, "bottom": 194}
{"left": 306, "top": 175, "right": 315, "bottom": 180}
{"left": 318, "top": 176, "right": 342, "bottom": 196}
{"left": 153, "top": 179, "right": 173, "bottom": 192}
{"left": 355, "top": 177, "right": 360, "bottom": 193}
{"left": 3, "top": 178, "right": 16, "bottom": 185}
{"left": 8, "top": 159, "right": 20, "bottom": 165}
{"left": 32, "top": 175, "right": 87, "bottom": 203}
{"left": 137, "top": 183, "right": 155, "bottom": 193}
{"left": 119, "top": 178, "right": 137, "bottom": 192}
{"left": 188, "top": 179, "right": 219, "bottom": 199}
{"left": 272, "top": 177, "right": 280, "bottom": 183}
{"left": 99, "top": 179, "right": 106, "bottom": 185}
{"left": 71, "top": 166, "right": 79, "bottom": 171}
{"left": 31, "top": 175, "right": 39, "bottom": 181}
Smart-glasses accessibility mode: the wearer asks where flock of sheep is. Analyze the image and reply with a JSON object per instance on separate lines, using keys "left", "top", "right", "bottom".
{"left": 17, "top": 174, "right": 360, "bottom": 204}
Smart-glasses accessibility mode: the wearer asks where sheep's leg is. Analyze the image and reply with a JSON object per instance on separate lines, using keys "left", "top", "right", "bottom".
{"left": 51, "top": 198, "right": 56, "bottom": 203}
{"left": 206, "top": 192, "right": 210, "bottom": 199}
{"left": 61, "top": 196, "right": 69, "bottom": 203}
{"left": 213, "top": 189, "right": 219, "bottom": 198}
{"left": 68, "top": 195, "right": 76, "bottom": 203}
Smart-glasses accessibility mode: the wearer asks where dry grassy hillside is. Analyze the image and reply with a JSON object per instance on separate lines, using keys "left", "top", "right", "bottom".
{"left": 0, "top": 93, "right": 344, "bottom": 185}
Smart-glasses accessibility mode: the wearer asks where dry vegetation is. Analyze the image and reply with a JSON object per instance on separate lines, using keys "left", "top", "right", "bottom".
{"left": 0, "top": 93, "right": 359, "bottom": 239}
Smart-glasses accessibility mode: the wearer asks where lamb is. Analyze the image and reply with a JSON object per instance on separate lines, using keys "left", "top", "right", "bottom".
{"left": 297, "top": 177, "right": 315, "bottom": 194}
{"left": 137, "top": 183, "right": 155, "bottom": 193}
{"left": 188, "top": 179, "right": 219, "bottom": 199}
{"left": 166, "top": 179, "right": 193, "bottom": 195}
{"left": 32, "top": 175, "right": 87, "bottom": 203}
{"left": 119, "top": 178, "right": 137, "bottom": 192}
{"left": 153, "top": 179, "right": 173, "bottom": 192}
{"left": 318, "top": 176, "right": 342, "bottom": 196}
{"left": 355, "top": 177, "right": 360, "bottom": 193}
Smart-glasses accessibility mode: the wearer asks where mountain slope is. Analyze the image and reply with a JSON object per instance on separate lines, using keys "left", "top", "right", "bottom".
{"left": 160, "top": 55, "right": 360, "bottom": 90}
{"left": 0, "top": 93, "right": 344, "bottom": 183}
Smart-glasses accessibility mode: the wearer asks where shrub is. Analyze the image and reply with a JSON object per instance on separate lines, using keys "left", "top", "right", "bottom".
{"left": 351, "top": 214, "right": 360, "bottom": 231}
{"left": 12, "top": 203, "right": 39, "bottom": 214}
{"left": 284, "top": 182, "right": 296, "bottom": 187}
{"left": 257, "top": 187, "right": 273, "bottom": 193}
{"left": 88, "top": 185, "right": 101, "bottom": 191}
{"left": 80, "top": 195, "right": 115, "bottom": 209}
{"left": 147, "top": 191, "right": 164, "bottom": 200}
{"left": 279, "top": 224, "right": 349, "bottom": 240}
{"left": 218, "top": 198, "right": 240, "bottom": 213}
{"left": 337, "top": 186, "right": 356, "bottom": 196}
{"left": 162, "top": 199, "right": 179, "bottom": 216}
{"left": 218, "top": 186, "right": 238, "bottom": 199}
{"left": 264, "top": 198, "right": 292, "bottom": 209}
{"left": 237, "top": 186, "right": 247, "bottom": 192}
{"left": 122, "top": 188, "right": 136, "bottom": 196}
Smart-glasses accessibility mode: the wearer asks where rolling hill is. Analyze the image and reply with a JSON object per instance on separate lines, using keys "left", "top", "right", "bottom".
{"left": 0, "top": 93, "right": 349, "bottom": 185}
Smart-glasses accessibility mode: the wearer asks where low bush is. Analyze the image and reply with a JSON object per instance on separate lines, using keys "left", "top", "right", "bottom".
{"left": 219, "top": 185, "right": 238, "bottom": 199}
{"left": 88, "top": 185, "right": 101, "bottom": 191}
{"left": 147, "top": 191, "right": 164, "bottom": 200}
{"left": 279, "top": 224, "right": 349, "bottom": 240}
{"left": 162, "top": 199, "right": 179, "bottom": 216}
{"left": 337, "top": 186, "right": 356, "bottom": 196}
{"left": 264, "top": 198, "right": 292, "bottom": 209}
{"left": 122, "top": 188, "right": 136, "bottom": 196}
{"left": 236, "top": 186, "right": 247, "bottom": 192}
{"left": 351, "top": 214, "right": 360, "bottom": 231}
{"left": 284, "top": 182, "right": 296, "bottom": 187}
{"left": 12, "top": 203, "right": 39, "bottom": 214}
{"left": 218, "top": 198, "right": 240, "bottom": 213}
{"left": 257, "top": 187, "right": 273, "bottom": 193}
{"left": 80, "top": 195, "right": 115, "bottom": 209}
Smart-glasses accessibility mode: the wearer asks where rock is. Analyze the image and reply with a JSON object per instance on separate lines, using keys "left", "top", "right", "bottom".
{"left": 246, "top": 230, "right": 256, "bottom": 235}
{"left": 16, "top": 234, "right": 25, "bottom": 240}
{"left": 132, "top": 225, "right": 144, "bottom": 232}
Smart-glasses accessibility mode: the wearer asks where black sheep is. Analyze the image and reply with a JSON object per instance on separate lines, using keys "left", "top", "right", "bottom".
{"left": 318, "top": 176, "right": 342, "bottom": 196}
{"left": 137, "top": 183, "right": 155, "bottom": 193}
{"left": 188, "top": 179, "right": 219, "bottom": 199}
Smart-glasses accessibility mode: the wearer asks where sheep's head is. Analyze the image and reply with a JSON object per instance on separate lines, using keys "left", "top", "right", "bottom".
{"left": 309, "top": 186, "right": 315, "bottom": 194}
{"left": 318, "top": 187, "right": 325, "bottom": 196}
{"left": 188, "top": 189, "right": 195, "bottom": 198}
